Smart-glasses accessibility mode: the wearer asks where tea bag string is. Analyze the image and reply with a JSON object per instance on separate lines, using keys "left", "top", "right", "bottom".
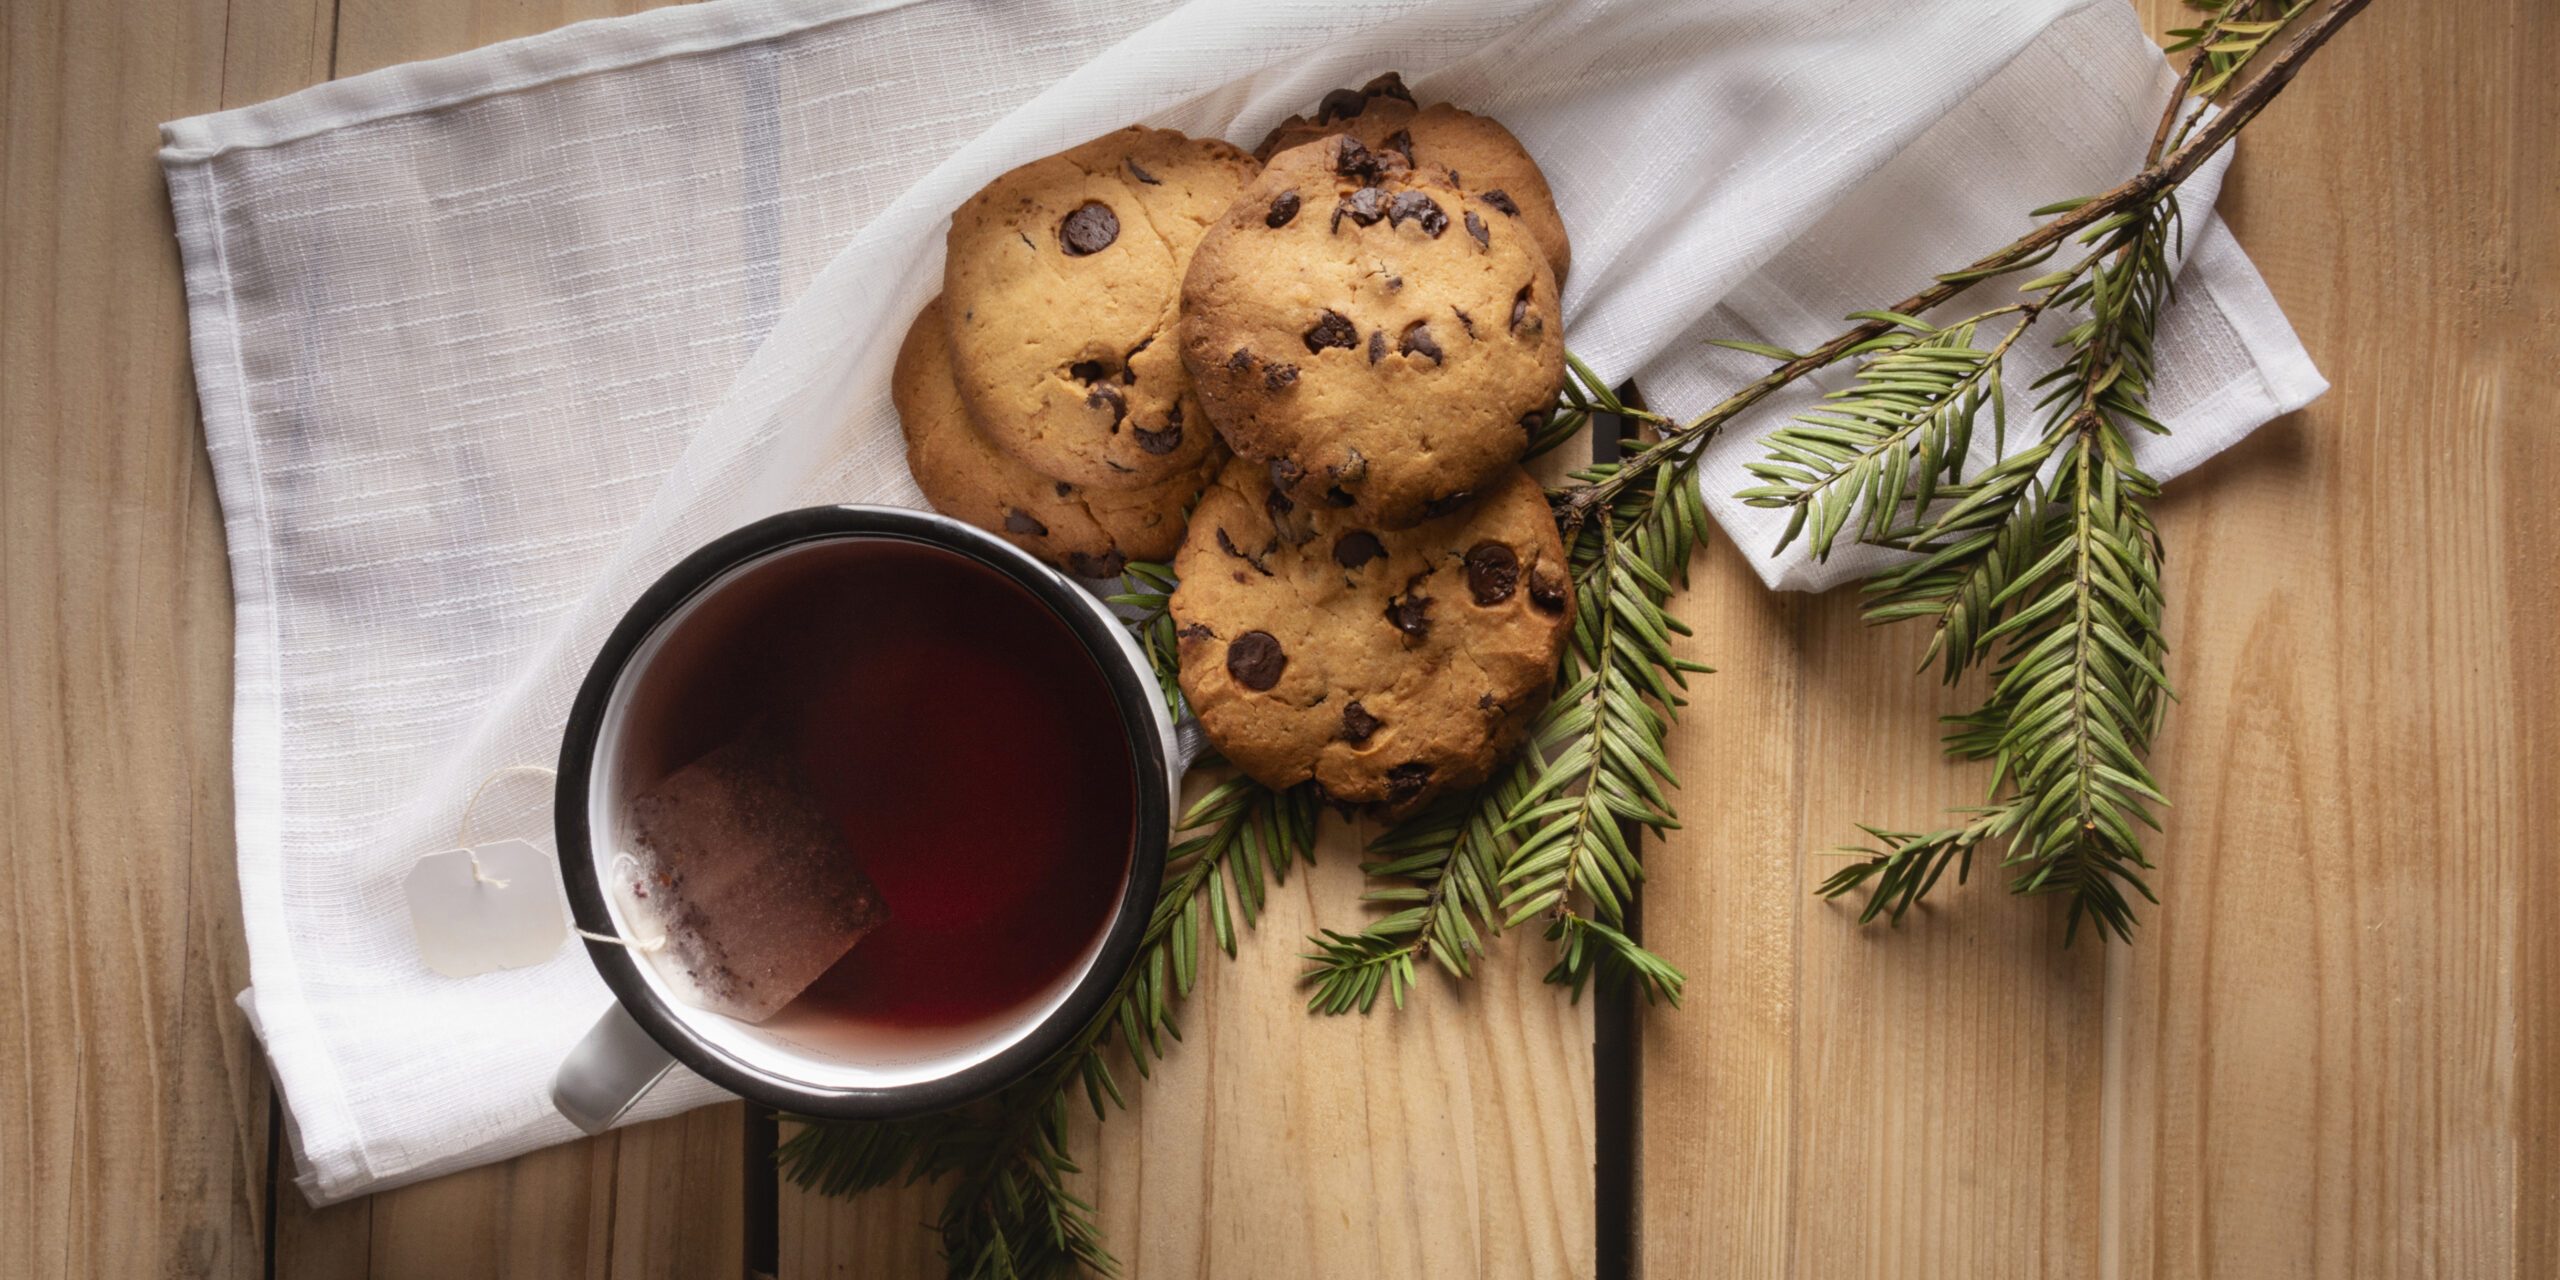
{"left": 453, "top": 763, "right": 664, "bottom": 954}
{"left": 588, "top": 852, "right": 667, "bottom": 954}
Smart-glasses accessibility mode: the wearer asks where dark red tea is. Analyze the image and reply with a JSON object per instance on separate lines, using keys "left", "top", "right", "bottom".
{"left": 614, "top": 537, "right": 1136, "bottom": 1031}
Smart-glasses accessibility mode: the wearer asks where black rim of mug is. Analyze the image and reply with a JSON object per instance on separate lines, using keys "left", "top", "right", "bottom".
{"left": 553, "top": 504, "right": 1172, "bottom": 1119}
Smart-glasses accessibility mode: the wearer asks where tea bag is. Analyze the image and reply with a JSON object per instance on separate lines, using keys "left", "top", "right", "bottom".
{"left": 616, "top": 723, "right": 887, "bottom": 1022}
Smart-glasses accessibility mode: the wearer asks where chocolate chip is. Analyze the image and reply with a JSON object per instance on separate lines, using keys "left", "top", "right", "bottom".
{"left": 1385, "top": 592, "right": 1433, "bottom": 639}
{"left": 1453, "top": 307, "right": 1477, "bottom": 338}
{"left": 1519, "top": 409, "right": 1548, "bottom": 439}
{"left": 1381, "top": 129, "right": 1415, "bottom": 166}
{"left": 1059, "top": 202, "right": 1119, "bottom": 256}
{"left": 1330, "top": 136, "right": 1376, "bottom": 178}
{"left": 1384, "top": 762, "right": 1435, "bottom": 803}
{"left": 1333, "top": 530, "right": 1384, "bottom": 568}
{"left": 1361, "top": 72, "right": 1414, "bottom": 105}
{"left": 1464, "top": 210, "right": 1489, "bottom": 248}
{"left": 1054, "top": 480, "right": 1075, "bottom": 497}
{"left": 1340, "top": 701, "right": 1383, "bottom": 745}
{"left": 1398, "top": 321, "right": 1443, "bottom": 364}
{"left": 1125, "top": 158, "right": 1160, "bottom": 185}
{"left": 1331, "top": 448, "right": 1367, "bottom": 483}
{"left": 1267, "top": 190, "right": 1302, "bottom": 227}
{"left": 1070, "top": 360, "right": 1109, "bottom": 383}
{"left": 1387, "top": 191, "right": 1447, "bottom": 236}
{"left": 1226, "top": 631, "right": 1287, "bottom": 690}
{"left": 1264, "top": 362, "right": 1299, "bottom": 391}
{"left": 1325, "top": 486, "right": 1356, "bottom": 507}
{"left": 1445, "top": 167, "right": 1462, "bottom": 187}
{"left": 1528, "top": 565, "right": 1568, "bottom": 614}
{"left": 1068, "top": 549, "right": 1127, "bottom": 579}
{"left": 1317, "top": 87, "right": 1368, "bottom": 123}
{"left": 1304, "top": 309, "right": 1359, "bottom": 353}
{"left": 1227, "top": 348, "right": 1255, "bottom": 373}
{"left": 1465, "top": 542, "right": 1520, "bottom": 604}
{"left": 1267, "top": 486, "right": 1315, "bottom": 545}
{"left": 1003, "top": 509, "right": 1049, "bottom": 537}
{"left": 1384, "top": 274, "right": 1403, "bottom": 292}
{"left": 1480, "top": 189, "right": 1521, "bottom": 217}
{"left": 1216, "top": 527, "right": 1272, "bottom": 575}
{"left": 1133, "top": 421, "right": 1182, "bottom": 454}
{"left": 1269, "top": 458, "right": 1305, "bottom": 489}
{"left": 1331, "top": 186, "right": 1388, "bottom": 231}
{"left": 1178, "top": 622, "right": 1215, "bottom": 642}
{"left": 1420, "top": 491, "right": 1474, "bottom": 519}
{"left": 1510, "top": 284, "right": 1533, "bottom": 334}
{"left": 1086, "top": 382, "right": 1126, "bottom": 425}
{"left": 1368, "top": 329, "right": 1386, "bottom": 364}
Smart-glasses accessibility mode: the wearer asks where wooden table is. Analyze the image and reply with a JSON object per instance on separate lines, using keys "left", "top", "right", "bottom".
{"left": 5, "top": 0, "right": 2551, "bottom": 1275}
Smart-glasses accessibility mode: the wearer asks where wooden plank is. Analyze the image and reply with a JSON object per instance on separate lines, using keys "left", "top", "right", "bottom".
{"left": 776, "top": 791, "right": 1598, "bottom": 1278}
{"left": 0, "top": 0, "right": 309, "bottom": 1275}
{"left": 1640, "top": 1, "right": 2560, "bottom": 1276}
{"left": 2109, "top": 0, "right": 2557, "bottom": 1274}
{"left": 330, "top": 0, "right": 673, "bottom": 77}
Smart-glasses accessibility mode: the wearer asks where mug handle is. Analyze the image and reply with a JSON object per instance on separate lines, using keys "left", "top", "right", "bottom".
{"left": 551, "top": 1002, "right": 679, "bottom": 1134}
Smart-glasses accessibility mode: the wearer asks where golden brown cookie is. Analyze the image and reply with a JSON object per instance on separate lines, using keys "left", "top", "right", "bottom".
{"left": 942, "top": 127, "right": 1260, "bottom": 491}
{"left": 1179, "top": 135, "right": 1565, "bottom": 530}
{"left": 1170, "top": 459, "right": 1571, "bottom": 814}
{"left": 1257, "top": 73, "right": 1571, "bottom": 282}
{"left": 897, "top": 298, "right": 1217, "bottom": 579}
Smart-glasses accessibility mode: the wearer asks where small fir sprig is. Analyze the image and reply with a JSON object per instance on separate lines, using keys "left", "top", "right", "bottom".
{"left": 779, "top": 775, "right": 1320, "bottom": 1277}
{"left": 1104, "top": 561, "right": 1185, "bottom": 717}
{"left": 1730, "top": 0, "right": 2366, "bottom": 937}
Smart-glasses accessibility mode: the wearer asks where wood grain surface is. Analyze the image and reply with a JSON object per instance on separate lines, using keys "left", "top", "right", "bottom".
{"left": 1, "top": 0, "right": 2548, "bottom": 1275}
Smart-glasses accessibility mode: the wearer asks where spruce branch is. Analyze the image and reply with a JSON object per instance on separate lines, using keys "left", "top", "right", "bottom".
{"left": 1722, "top": 0, "right": 2365, "bottom": 937}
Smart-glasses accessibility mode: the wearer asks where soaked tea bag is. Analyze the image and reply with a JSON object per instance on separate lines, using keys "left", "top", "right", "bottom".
{"left": 617, "top": 724, "right": 887, "bottom": 1022}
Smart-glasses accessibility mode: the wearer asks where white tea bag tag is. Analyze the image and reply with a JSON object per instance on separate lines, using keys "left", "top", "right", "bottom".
{"left": 405, "top": 839, "right": 570, "bottom": 977}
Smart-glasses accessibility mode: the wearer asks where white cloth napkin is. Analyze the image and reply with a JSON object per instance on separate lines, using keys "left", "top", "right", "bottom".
{"left": 161, "top": 0, "right": 2324, "bottom": 1205}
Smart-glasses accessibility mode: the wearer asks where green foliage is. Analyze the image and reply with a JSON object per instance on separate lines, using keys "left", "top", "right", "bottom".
{"left": 1736, "top": 187, "right": 2179, "bottom": 940}
{"left": 2166, "top": 0, "right": 2316, "bottom": 100}
{"left": 778, "top": 776, "right": 1320, "bottom": 1277}
{"left": 1300, "top": 767, "right": 1527, "bottom": 1013}
{"left": 1104, "top": 561, "right": 1184, "bottom": 719}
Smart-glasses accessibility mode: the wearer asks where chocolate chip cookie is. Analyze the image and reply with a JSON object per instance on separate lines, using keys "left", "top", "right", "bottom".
{"left": 1170, "top": 458, "right": 1571, "bottom": 814}
{"left": 1256, "top": 73, "right": 1572, "bottom": 282}
{"left": 897, "top": 298, "right": 1217, "bottom": 579}
{"left": 943, "top": 126, "right": 1260, "bottom": 490}
{"left": 1179, "top": 135, "right": 1565, "bottom": 530}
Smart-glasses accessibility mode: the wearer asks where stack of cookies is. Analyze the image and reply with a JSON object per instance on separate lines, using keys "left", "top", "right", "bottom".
{"left": 896, "top": 74, "right": 1576, "bottom": 814}
{"left": 897, "top": 126, "right": 1259, "bottom": 579}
